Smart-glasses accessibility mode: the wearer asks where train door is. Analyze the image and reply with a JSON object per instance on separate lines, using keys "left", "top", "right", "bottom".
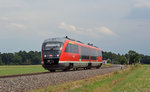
{"left": 78, "top": 46, "right": 82, "bottom": 62}
{"left": 96, "top": 50, "right": 98, "bottom": 62}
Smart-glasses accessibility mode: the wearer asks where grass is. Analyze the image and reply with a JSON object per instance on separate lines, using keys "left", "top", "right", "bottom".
{"left": 32, "top": 64, "right": 150, "bottom": 92}
{"left": 101, "top": 63, "right": 112, "bottom": 68}
{"left": 0, "top": 65, "right": 47, "bottom": 76}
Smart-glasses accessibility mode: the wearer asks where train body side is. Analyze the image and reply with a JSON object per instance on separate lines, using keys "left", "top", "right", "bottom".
{"left": 59, "top": 39, "right": 102, "bottom": 62}
{"left": 59, "top": 40, "right": 80, "bottom": 62}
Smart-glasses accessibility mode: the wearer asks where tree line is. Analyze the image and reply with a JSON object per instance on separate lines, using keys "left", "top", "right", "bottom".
{"left": 103, "top": 50, "right": 150, "bottom": 64}
{"left": 0, "top": 51, "right": 41, "bottom": 65}
{"left": 0, "top": 50, "right": 150, "bottom": 65}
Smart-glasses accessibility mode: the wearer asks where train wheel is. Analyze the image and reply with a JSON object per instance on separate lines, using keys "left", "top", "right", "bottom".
{"left": 73, "top": 68, "right": 76, "bottom": 71}
{"left": 63, "top": 69, "right": 68, "bottom": 71}
{"left": 96, "top": 66, "right": 100, "bottom": 69}
{"left": 72, "top": 68, "right": 78, "bottom": 71}
{"left": 96, "top": 63, "right": 102, "bottom": 69}
{"left": 87, "top": 63, "right": 91, "bottom": 69}
{"left": 69, "top": 63, "right": 73, "bottom": 68}
{"left": 49, "top": 70, "right": 56, "bottom": 72}
{"left": 84, "top": 67, "right": 87, "bottom": 70}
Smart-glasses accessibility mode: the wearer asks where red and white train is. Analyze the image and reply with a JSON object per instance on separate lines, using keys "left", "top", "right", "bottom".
{"left": 41, "top": 37, "right": 102, "bottom": 72}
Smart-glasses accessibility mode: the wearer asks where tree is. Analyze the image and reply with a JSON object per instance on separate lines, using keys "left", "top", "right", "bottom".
{"left": 128, "top": 50, "right": 140, "bottom": 64}
{"left": 26, "top": 59, "right": 31, "bottom": 65}
{"left": 141, "top": 55, "right": 150, "bottom": 64}
{"left": 18, "top": 51, "right": 27, "bottom": 64}
{"left": 0, "top": 55, "right": 3, "bottom": 65}
{"left": 31, "top": 56, "right": 40, "bottom": 65}
{"left": 119, "top": 56, "right": 128, "bottom": 65}
{"left": 1, "top": 53, "right": 14, "bottom": 65}
{"left": 12, "top": 54, "right": 22, "bottom": 64}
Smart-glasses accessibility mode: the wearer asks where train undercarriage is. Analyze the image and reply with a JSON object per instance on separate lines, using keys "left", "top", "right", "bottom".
{"left": 42, "top": 59, "right": 102, "bottom": 72}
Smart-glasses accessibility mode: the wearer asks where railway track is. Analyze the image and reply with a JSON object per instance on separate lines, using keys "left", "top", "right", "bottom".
{"left": 0, "top": 65, "right": 122, "bottom": 79}
{"left": 0, "top": 65, "right": 125, "bottom": 92}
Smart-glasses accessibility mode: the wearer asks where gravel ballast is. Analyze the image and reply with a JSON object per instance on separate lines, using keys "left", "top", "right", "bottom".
{"left": 0, "top": 65, "right": 125, "bottom": 92}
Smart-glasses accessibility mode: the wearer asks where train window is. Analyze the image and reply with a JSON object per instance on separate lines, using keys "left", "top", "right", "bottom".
{"left": 90, "top": 49, "right": 97, "bottom": 60}
{"left": 71, "top": 44, "right": 78, "bottom": 53}
{"left": 98, "top": 51, "right": 102, "bottom": 57}
{"left": 65, "top": 43, "right": 78, "bottom": 53}
{"left": 45, "top": 43, "right": 60, "bottom": 47}
{"left": 43, "top": 42, "right": 61, "bottom": 50}
{"left": 81, "top": 46, "right": 89, "bottom": 60}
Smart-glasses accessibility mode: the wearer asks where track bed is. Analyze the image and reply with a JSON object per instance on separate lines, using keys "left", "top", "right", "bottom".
{"left": 0, "top": 65, "right": 125, "bottom": 92}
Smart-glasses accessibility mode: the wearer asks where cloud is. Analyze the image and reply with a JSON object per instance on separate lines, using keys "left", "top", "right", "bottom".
{"left": 0, "top": 17, "right": 9, "bottom": 21}
{"left": 125, "top": 0, "right": 150, "bottom": 19}
{"left": 0, "top": 16, "right": 26, "bottom": 30}
{"left": 98, "top": 26, "right": 116, "bottom": 36}
{"left": 134, "top": 0, "right": 150, "bottom": 8}
{"left": 59, "top": 22, "right": 76, "bottom": 31}
{"left": 10, "top": 23, "right": 25, "bottom": 29}
{"left": 58, "top": 22, "right": 117, "bottom": 38}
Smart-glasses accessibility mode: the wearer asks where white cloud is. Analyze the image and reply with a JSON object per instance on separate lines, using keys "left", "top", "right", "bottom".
{"left": 10, "top": 23, "right": 25, "bottom": 29}
{"left": 0, "top": 17, "right": 26, "bottom": 32}
{"left": 58, "top": 22, "right": 117, "bottom": 38}
{"left": 134, "top": 0, "right": 150, "bottom": 8}
{"left": 98, "top": 26, "right": 116, "bottom": 36}
{"left": 59, "top": 22, "right": 76, "bottom": 31}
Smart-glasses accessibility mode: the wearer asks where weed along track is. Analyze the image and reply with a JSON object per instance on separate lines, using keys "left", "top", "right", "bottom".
{"left": 0, "top": 65, "right": 124, "bottom": 92}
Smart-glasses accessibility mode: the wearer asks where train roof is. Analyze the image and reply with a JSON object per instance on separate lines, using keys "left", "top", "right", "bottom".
{"left": 44, "top": 36, "right": 101, "bottom": 50}
{"left": 44, "top": 37, "right": 66, "bottom": 43}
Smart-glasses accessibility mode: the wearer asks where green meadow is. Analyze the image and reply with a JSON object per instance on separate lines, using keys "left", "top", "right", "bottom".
{"left": 0, "top": 65, "right": 47, "bottom": 76}
{"left": 32, "top": 64, "right": 150, "bottom": 92}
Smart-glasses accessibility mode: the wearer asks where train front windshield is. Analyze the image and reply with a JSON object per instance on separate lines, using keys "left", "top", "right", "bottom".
{"left": 44, "top": 43, "right": 61, "bottom": 50}
{"left": 42, "top": 42, "right": 63, "bottom": 58}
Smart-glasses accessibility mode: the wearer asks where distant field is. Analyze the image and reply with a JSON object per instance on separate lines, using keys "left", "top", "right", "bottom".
{"left": 0, "top": 65, "right": 47, "bottom": 76}
{"left": 32, "top": 64, "right": 150, "bottom": 92}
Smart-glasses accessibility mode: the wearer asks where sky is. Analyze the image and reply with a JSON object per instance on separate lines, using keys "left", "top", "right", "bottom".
{"left": 0, "top": 0, "right": 150, "bottom": 55}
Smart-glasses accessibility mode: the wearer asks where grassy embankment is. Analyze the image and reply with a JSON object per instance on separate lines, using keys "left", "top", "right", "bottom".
{"left": 32, "top": 64, "right": 150, "bottom": 92}
{"left": 0, "top": 65, "right": 47, "bottom": 76}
